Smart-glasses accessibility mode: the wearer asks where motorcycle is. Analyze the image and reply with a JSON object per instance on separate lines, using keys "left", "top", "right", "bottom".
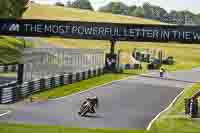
{"left": 78, "top": 101, "right": 93, "bottom": 117}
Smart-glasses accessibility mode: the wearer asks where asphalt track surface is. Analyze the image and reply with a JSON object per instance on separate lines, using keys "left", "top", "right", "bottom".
{"left": 1, "top": 69, "right": 199, "bottom": 129}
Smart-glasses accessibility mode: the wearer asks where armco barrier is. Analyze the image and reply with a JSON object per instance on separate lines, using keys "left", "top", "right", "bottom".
{"left": 0, "top": 67, "right": 104, "bottom": 104}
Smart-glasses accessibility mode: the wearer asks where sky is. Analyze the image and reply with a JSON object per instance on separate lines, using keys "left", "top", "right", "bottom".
{"left": 32, "top": 0, "right": 200, "bottom": 14}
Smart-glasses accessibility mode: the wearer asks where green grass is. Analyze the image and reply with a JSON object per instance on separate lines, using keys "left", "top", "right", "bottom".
{"left": 0, "top": 36, "right": 33, "bottom": 64}
{"left": 0, "top": 72, "right": 17, "bottom": 77}
{"left": 116, "top": 42, "right": 200, "bottom": 71}
{"left": 150, "top": 83, "right": 200, "bottom": 133}
{"left": 0, "top": 123, "right": 145, "bottom": 133}
{"left": 31, "top": 69, "right": 146, "bottom": 100}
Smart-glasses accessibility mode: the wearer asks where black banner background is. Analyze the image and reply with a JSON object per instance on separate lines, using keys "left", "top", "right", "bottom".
{"left": 0, "top": 19, "right": 200, "bottom": 43}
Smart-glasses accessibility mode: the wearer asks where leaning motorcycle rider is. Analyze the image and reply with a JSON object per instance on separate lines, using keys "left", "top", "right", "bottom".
{"left": 78, "top": 96, "right": 99, "bottom": 114}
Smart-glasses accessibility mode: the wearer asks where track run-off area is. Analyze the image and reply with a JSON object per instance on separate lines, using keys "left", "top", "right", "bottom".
{"left": 0, "top": 69, "right": 200, "bottom": 129}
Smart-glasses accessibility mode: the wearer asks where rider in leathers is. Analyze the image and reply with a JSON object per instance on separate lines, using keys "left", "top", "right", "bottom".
{"left": 79, "top": 96, "right": 99, "bottom": 114}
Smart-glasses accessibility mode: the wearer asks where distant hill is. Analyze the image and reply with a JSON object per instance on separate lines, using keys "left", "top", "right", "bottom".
{"left": 23, "top": 4, "right": 163, "bottom": 24}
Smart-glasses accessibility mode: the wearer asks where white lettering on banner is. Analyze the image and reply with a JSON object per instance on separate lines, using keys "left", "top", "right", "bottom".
{"left": 18, "top": 23, "right": 200, "bottom": 42}
{"left": 105, "top": 27, "right": 112, "bottom": 35}
{"left": 99, "top": 27, "right": 105, "bottom": 35}
{"left": 161, "top": 31, "right": 170, "bottom": 40}
{"left": 193, "top": 32, "right": 200, "bottom": 40}
{"left": 36, "top": 24, "right": 42, "bottom": 33}
{"left": 113, "top": 28, "right": 120, "bottom": 36}
{"left": 145, "top": 29, "right": 153, "bottom": 38}
{"left": 9, "top": 24, "right": 19, "bottom": 32}
{"left": 185, "top": 32, "right": 191, "bottom": 40}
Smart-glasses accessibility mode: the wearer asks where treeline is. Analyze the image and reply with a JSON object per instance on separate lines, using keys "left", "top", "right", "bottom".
{"left": 98, "top": 2, "right": 200, "bottom": 25}
{"left": 56, "top": 0, "right": 200, "bottom": 25}
{"left": 56, "top": 0, "right": 93, "bottom": 11}
{"left": 0, "top": 0, "right": 29, "bottom": 18}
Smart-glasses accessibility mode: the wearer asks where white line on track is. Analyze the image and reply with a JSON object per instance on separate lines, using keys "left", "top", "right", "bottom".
{"left": 0, "top": 110, "right": 11, "bottom": 117}
{"left": 146, "top": 84, "right": 193, "bottom": 131}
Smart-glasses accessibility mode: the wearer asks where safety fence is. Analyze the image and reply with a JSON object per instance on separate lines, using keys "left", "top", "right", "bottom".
{"left": 0, "top": 67, "right": 104, "bottom": 104}
{"left": 0, "top": 65, "right": 18, "bottom": 73}
{"left": 22, "top": 48, "right": 105, "bottom": 82}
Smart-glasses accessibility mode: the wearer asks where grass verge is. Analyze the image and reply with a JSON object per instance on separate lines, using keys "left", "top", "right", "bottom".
{"left": 150, "top": 82, "right": 200, "bottom": 133}
{"left": 0, "top": 123, "right": 145, "bottom": 133}
{"left": 31, "top": 69, "right": 146, "bottom": 100}
{"left": 0, "top": 72, "right": 17, "bottom": 77}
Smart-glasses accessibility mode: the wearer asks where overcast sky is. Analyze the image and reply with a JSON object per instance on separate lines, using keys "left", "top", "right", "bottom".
{"left": 32, "top": 0, "right": 200, "bottom": 14}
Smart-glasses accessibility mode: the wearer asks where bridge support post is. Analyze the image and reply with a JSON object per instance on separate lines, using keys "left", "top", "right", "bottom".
{"left": 110, "top": 40, "right": 116, "bottom": 55}
{"left": 17, "top": 64, "right": 24, "bottom": 84}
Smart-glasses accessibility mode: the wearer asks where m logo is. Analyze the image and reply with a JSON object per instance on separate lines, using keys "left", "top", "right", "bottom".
{"left": 9, "top": 24, "right": 19, "bottom": 32}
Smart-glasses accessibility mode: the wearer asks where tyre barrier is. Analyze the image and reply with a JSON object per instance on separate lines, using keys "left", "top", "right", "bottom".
{"left": 0, "top": 65, "right": 18, "bottom": 73}
{"left": 0, "top": 67, "right": 104, "bottom": 104}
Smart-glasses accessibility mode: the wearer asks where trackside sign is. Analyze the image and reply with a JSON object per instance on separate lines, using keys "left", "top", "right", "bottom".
{"left": 0, "top": 19, "right": 200, "bottom": 43}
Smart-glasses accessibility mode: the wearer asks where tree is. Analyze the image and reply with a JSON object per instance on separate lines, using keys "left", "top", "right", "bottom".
{"left": 132, "top": 7, "right": 144, "bottom": 17}
{"left": 0, "top": 0, "right": 29, "bottom": 18}
{"left": 69, "top": 0, "right": 93, "bottom": 11}
{"left": 55, "top": 2, "right": 65, "bottom": 7}
{"left": 98, "top": 2, "right": 112, "bottom": 13}
{"left": 0, "top": 1, "right": 10, "bottom": 17}
{"left": 11, "top": 0, "right": 30, "bottom": 18}
{"left": 143, "top": 2, "right": 167, "bottom": 20}
{"left": 66, "top": 0, "right": 72, "bottom": 7}
{"left": 99, "top": 2, "right": 128, "bottom": 15}
{"left": 127, "top": 5, "right": 137, "bottom": 16}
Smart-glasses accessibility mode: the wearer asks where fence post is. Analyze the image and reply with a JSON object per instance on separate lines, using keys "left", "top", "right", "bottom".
{"left": 17, "top": 64, "right": 24, "bottom": 84}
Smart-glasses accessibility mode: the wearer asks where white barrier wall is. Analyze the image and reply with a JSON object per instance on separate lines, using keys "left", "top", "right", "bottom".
{"left": 22, "top": 48, "right": 105, "bottom": 82}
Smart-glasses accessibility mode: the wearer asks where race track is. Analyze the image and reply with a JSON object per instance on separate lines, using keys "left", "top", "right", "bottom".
{"left": 0, "top": 69, "right": 199, "bottom": 129}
